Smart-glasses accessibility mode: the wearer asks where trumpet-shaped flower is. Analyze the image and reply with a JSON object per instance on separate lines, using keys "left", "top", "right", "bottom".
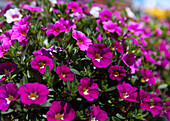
{"left": 4, "top": 8, "right": 22, "bottom": 23}
{"left": 67, "top": 1, "right": 83, "bottom": 13}
{"left": 87, "top": 44, "right": 113, "bottom": 68}
{"left": 108, "top": 65, "right": 126, "bottom": 81}
{"left": 99, "top": 9, "right": 112, "bottom": 21}
{"left": 0, "top": 83, "right": 18, "bottom": 111}
{"left": 30, "top": 55, "right": 54, "bottom": 74}
{"left": 72, "top": 30, "right": 92, "bottom": 51}
{"left": 56, "top": 65, "right": 74, "bottom": 82}
{"left": 46, "top": 21, "right": 66, "bottom": 36}
{"left": 77, "top": 77, "right": 99, "bottom": 101}
{"left": 46, "top": 101, "right": 75, "bottom": 121}
{"left": 140, "top": 68, "right": 156, "bottom": 85}
{"left": 88, "top": 105, "right": 107, "bottom": 121}
{"left": 22, "top": 4, "right": 44, "bottom": 12}
{"left": 18, "top": 82, "right": 49, "bottom": 105}
{"left": 117, "top": 81, "right": 138, "bottom": 102}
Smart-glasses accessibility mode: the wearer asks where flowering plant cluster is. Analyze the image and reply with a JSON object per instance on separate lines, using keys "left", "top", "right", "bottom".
{"left": 0, "top": 0, "right": 170, "bottom": 121}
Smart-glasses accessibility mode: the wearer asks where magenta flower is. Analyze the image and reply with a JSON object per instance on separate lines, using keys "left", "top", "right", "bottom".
{"left": 87, "top": 44, "right": 113, "bottom": 68}
{"left": 117, "top": 81, "right": 138, "bottom": 102}
{"left": 165, "top": 101, "right": 170, "bottom": 121}
{"left": 0, "top": 62, "right": 17, "bottom": 81}
{"left": 11, "top": 24, "right": 29, "bottom": 42}
{"left": 0, "top": 83, "right": 18, "bottom": 111}
{"left": 103, "top": 20, "right": 117, "bottom": 33}
{"left": 88, "top": 105, "right": 107, "bottom": 121}
{"left": 99, "top": 9, "right": 112, "bottom": 21}
{"left": 30, "top": 55, "right": 54, "bottom": 74}
{"left": 77, "top": 77, "right": 99, "bottom": 101}
{"left": 0, "top": 43, "right": 10, "bottom": 58}
{"left": 59, "top": 17, "right": 76, "bottom": 33}
{"left": 18, "top": 82, "right": 49, "bottom": 105}
{"left": 46, "top": 21, "right": 66, "bottom": 36}
{"left": 108, "top": 65, "right": 126, "bottom": 81}
{"left": 155, "top": 28, "right": 162, "bottom": 37}
{"left": 72, "top": 30, "right": 92, "bottom": 51}
{"left": 67, "top": 1, "right": 83, "bottom": 13}
{"left": 122, "top": 53, "right": 137, "bottom": 74}
{"left": 114, "top": 41, "right": 123, "bottom": 54}
{"left": 139, "top": 89, "right": 163, "bottom": 115}
{"left": 56, "top": 65, "right": 74, "bottom": 82}
{"left": 0, "top": 1, "right": 12, "bottom": 16}
{"left": 46, "top": 101, "right": 75, "bottom": 121}
{"left": 127, "top": 21, "right": 142, "bottom": 36}
{"left": 23, "top": 4, "right": 44, "bottom": 12}
{"left": 140, "top": 68, "right": 156, "bottom": 85}
{"left": 0, "top": 29, "right": 13, "bottom": 45}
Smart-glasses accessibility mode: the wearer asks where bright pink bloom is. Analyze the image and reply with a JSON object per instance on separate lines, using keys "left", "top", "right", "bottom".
{"left": 0, "top": 29, "right": 13, "bottom": 45}
{"left": 99, "top": 9, "right": 112, "bottom": 21}
{"left": 140, "top": 68, "right": 156, "bottom": 85}
{"left": 127, "top": 21, "right": 142, "bottom": 36}
{"left": 165, "top": 101, "right": 170, "bottom": 121}
{"left": 155, "top": 28, "right": 162, "bottom": 37}
{"left": 108, "top": 65, "right": 126, "bottom": 81}
{"left": 23, "top": 4, "right": 44, "bottom": 12}
{"left": 89, "top": 105, "right": 107, "bottom": 121}
{"left": 56, "top": 65, "right": 74, "bottom": 82}
{"left": 114, "top": 41, "right": 123, "bottom": 53}
{"left": 11, "top": 24, "right": 29, "bottom": 42}
{"left": 30, "top": 55, "right": 54, "bottom": 74}
{"left": 103, "top": 20, "right": 117, "bottom": 33}
{"left": 77, "top": 77, "right": 99, "bottom": 101}
{"left": 87, "top": 44, "right": 113, "bottom": 68}
{"left": 0, "top": 83, "right": 18, "bottom": 111}
{"left": 59, "top": 17, "right": 76, "bottom": 33}
{"left": 46, "top": 21, "right": 66, "bottom": 36}
{"left": 18, "top": 82, "right": 49, "bottom": 105}
{"left": 72, "top": 30, "right": 92, "bottom": 51}
{"left": 139, "top": 36, "right": 147, "bottom": 47}
{"left": 67, "top": 1, "right": 83, "bottom": 13}
{"left": 0, "top": 43, "right": 10, "bottom": 58}
{"left": 117, "top": 81, "right": 138, "bottom": 102}
{"left": 139, "top": 89, "right": 163, "bottom": 115}
{"left": 0, "top": 62, "right": 17, "bottom": 81}
{"left": 46, "top": 101, "right": 75, "bottom": 121}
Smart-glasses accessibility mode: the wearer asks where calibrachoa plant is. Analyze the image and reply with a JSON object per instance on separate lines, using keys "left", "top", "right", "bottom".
{"left": 0, "top": 0, "right": 169, "bottom": 121}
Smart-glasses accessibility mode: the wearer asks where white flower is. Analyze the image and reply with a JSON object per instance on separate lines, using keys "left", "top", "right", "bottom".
{"left": 49, "top": 0, "right": 57, "bottom": 6}
{"left": 4, "top": 8, "right": 22, "bottom": 23}
{"left": 90, "top": 6, "right": 101, "bottom": 18}
{"left": 125, "top": 7, "right": 135, "bottom": 18}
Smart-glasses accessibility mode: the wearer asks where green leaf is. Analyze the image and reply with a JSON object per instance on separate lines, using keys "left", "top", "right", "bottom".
{"left": 1, "top": 109, "right": 13, "bottom": 114}
{"left": 111, "top": 116, "right": 121, "bottom": 121}
{"left": 106, "top": 86, "right": 116, "bottom": 92}
{"left": 0, "top": 74, "right": 5, "bottom": 79}
{"left": 104, "top": 117, "right": 110, "bottom": 121}
{"left": 70, "top": 68, "right": 80, "bottom": 75}
{"left": 158, "top": 84, "right": 168, "bottom": 89}
{"left": 116, "top": 113, "right": 126, "bottom": 119}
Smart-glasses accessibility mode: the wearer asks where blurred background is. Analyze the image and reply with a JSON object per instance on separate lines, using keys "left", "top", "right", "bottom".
{"left": 1, "top": 0, "right": 170, "bottom": 20}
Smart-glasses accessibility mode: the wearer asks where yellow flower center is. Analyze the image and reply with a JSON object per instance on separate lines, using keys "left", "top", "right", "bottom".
{"left": 123, "top": 93, "right": 129, "bottom": 98}
{"left": 78, "top": 39, "right": 83, "bottom": 43}
{"left": 39, "top": 62, "right": 45, "bottom": 69}
{"left": 114, "top": 71, "right": 119, "bottom": 77}
{"left": 61, "top": 73, "right": 66, "bottom": 77}
{"left": 55, "top": 113, "right": 63, "bottom": 120}
{"left": 29, "top": 92, "right": 38, "bottom": 100}
{"left": 83, "top": 87, "right": 89, "bottom": 95}
{"left": 150, "top": 103, "right": 154, "bottom": 108}
{"left": 6, "top": 95, "right": 14, "bottom": 104}
{"left": 21, "top": 31, "right": 26, "bottom": 35}
{"left": 95, "top": 54, "right": 102, "bottom": 59}
{"left": 12, "top": 15, "right": 19, "bottom": 19}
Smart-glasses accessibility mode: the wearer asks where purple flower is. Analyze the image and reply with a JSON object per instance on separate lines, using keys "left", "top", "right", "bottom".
{"left": 0, "top": 1, "right": 12, "bottom": 16}
{"left": 108, "top": 65, "right": 126, "bottom": 81}
{"left": 99, "top": 9, "right": 112, "bottom": 21}
{"left": 88, "top": 105, "right": 107, "bottom": 121}
{"left": 139, "top": 89, "right": 163, "bottom": 115}
{"left": 127, "top": 21, "right": 142, "bottom": 36}
{"left": 46, "top": 101, "right": 75, "bottom": 121}
{"left": 117, "top": 81, "right": 138, "bottom": 102}
{"left": 87, "top": 44, "right": 113, "bottom": 68}
{"left": 11, "top": 24, "right": 29, "bottom": 42}
{"left": 155, "top": 28, "right": 162, "bottom": 37}
{"left": 165, "top": 101, "right": 170, "bottom": 121}
{"left": 22, "top": 4, "right": 44, "bottom": 12}
{"left": 56, "top": 65, "right": 74, "bottom": 82}
{"left": 30, "top": 55, "right": 54, "bottom": 74}
{"left": 67, "top": 1, "right": 83, "bottom": 13}
{"left": 114, "top": 41, "right": 123, "bottom": 54}
{"left": 72, "top": 30, "right": 92, "bottom": 51}
{"left": 77, "top": 77, "right": 99, "bottom": 101}
{"left": 122, "top": 54, "right": 137, "bottom": 74}
{"left": 0, "top": 83, "right": 18, "bottom": 111}
{"left": 140, "top": 68, "right": 156, "bottom": 85}
{"left": 0, "top": 29, "right": 13, "bottom": 45}
{"left": 102, "top": 20, "right": 117, "bottom": 33}
{"left": 0, "top": 43, "right": 10, "bottom": 58}
{"left": 0, "top": 62, "right": 17, "bottom": 81}
{"left": 46, "top": 21, "right": 66, "bottom": 37}
{"left": 18, "top": 82, "right": 49, "bottom": 105}
{"left": 59, "top": 17, "right": 76, "bottom": 33}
